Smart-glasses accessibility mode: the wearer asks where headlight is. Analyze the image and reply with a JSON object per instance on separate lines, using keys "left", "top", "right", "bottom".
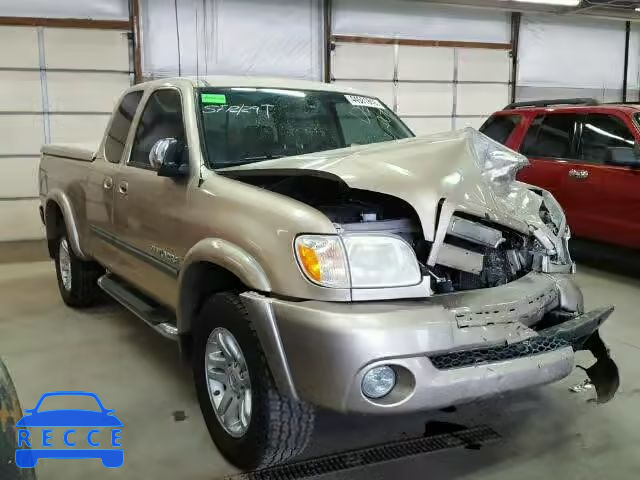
{"left": 295, "top": 234, "right": 421, "bottom": 289}
{"left": 342, "top": 234, "right": 421, "bottom": 288}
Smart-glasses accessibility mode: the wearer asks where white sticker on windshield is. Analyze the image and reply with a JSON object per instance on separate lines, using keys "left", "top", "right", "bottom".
{"left": 344, "top": 94, "right": 384, "bottom": 109}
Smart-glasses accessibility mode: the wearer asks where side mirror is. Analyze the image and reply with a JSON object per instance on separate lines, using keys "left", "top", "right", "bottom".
{"left": 149, "top": 138, "right": 189, "bottom": 178}
{"left": 605, "top": 145, "right": 640, "bottom": 168}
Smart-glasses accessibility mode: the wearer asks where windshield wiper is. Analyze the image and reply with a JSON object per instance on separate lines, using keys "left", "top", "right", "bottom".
{"left": 240, "top": 154, "right": 285, "bottom": 161}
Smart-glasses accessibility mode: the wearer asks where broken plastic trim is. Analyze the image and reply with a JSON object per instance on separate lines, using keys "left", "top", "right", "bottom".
{"left": 538, "top": 306, "right": 619, "bottom": 403}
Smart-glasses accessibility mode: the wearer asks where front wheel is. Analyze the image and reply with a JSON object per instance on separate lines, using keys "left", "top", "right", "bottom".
{"left": 192, "top": 293, "right": 314, "bottom": 470}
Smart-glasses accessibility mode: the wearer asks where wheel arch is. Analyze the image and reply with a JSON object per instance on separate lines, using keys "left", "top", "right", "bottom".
{"left": 177, "top": 238, "right": 271, "bottom": 335}
{"left": 43, "top": 191, "right": 88, "bottom": 260}
{"left": 177, "top": 241, "right": 297, "bottom": 398}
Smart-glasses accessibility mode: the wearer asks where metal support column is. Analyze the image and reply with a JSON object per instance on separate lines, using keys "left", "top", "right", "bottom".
{"left": 509, "top": 12, "right": 521, "bottom": 104}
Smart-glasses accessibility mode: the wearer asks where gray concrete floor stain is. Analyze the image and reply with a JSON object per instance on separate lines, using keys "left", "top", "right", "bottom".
{"left": 1, "top": 261, "right": 639, "bottom": 479}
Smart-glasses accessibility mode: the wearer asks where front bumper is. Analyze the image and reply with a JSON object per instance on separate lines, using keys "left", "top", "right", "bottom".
{"left": 242, "top": 272, "right": 614, "bottom": 414}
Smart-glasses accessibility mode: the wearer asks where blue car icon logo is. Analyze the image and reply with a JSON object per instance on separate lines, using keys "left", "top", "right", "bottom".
{"left": 15, "top": 391, "right": 123, "bottom": 468}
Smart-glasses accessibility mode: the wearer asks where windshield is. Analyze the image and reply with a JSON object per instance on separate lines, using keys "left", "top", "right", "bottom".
{"left": 197, "top": 87, "right": 413, "bottom": 168}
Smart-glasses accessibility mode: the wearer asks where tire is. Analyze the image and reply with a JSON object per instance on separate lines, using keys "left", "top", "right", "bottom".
{"left": 54, "top": 232, "right": 102, "bottom": 308}
{"left": 193, "top": 292, "right": 314, "bottom": 471}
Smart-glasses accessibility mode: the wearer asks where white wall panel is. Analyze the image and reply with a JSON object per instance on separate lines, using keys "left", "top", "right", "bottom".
{"left": 0, "top": 116, "right": 43, "bottom": 155}
{"left": 0, "top": 158, "right": 39, "bottom": 198}
{"left": 397, "top": 83, "right": 453, "bottom": 116}
{"left": 518, "top": 15, "right": 625, "bottom": 91}
{"left": 47, "top": 72, "right": 129, "bottom": 112}
{"left": 0, "top": 27, "right": 39, "bottom": 68}
{"left": 0, "top": 0, "right": 129, "bottom": 20}
{"left": 332, "top": 81, "right": 395, "bottom": 108}
{"left": 457, "top": 49, "right": 510, "bottom": 82}
{"left": 0, "top": 71, "right": 42, "bottom": 112}
{"left": 402, "top": 117, "right": 451, "bottom": 136}
{"left": 332, "top": 43, "right": 394, "bottom": 80}
{"left": 455, "top": 117, "right": 487, "bottom": 130}
{"left": 397, "top": 46, "right": 454, "bottom": 81}
{"left": 333, "top": 0, "right": 510, "bottom": 43}
{"left": 49, "top": 114, "right": 111, "bottom": 145}
{"left": 0, "top": 199, "right": 44, "bottom": 241}
{"left": 44, "top": 28, "right": 130, "bottom": 71}
{"left": 140, "top": 0, "right": 322, "bottom": 80}
{"left": 456, "top": 84, "right": 508, "bottom": 116}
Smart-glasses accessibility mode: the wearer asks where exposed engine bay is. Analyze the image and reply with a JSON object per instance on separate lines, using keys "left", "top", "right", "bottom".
{"left": 221, "top": 172, "right": 571, "bottom": 294}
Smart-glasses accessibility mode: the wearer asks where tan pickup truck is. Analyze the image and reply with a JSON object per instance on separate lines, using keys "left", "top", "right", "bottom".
{"left": 38, "top": 76, "right": 618, "bottom": 470}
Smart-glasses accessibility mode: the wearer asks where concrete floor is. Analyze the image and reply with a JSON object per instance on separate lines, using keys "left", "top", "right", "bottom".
{"left": 1, "top": 260, "right": 639, "bottom": 480}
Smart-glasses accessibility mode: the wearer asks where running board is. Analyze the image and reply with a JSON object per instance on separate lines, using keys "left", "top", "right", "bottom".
{"left": 97, "top": 274, "right": 178, "bottom": 341}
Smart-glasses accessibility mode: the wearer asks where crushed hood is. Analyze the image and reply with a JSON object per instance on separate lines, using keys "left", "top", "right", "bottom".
{"left": 219, "top": 128, "right": 547, "bottom": 241}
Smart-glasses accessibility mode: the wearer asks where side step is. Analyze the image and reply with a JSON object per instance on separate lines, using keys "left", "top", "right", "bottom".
{"left": 97, "top": 274, "right": 178, "bottom": 341}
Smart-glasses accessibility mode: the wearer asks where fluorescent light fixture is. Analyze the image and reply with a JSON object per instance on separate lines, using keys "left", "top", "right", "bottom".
{"left": 507, "top": 0, "right": 581, "bottom": 5}
{"left": 636, "top": 7, "right": 640, "bottom": 12}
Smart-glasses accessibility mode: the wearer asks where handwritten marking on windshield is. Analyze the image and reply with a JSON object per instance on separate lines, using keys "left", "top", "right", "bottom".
{"left": 203, "top": 104, "right": 275, "bottom": 118}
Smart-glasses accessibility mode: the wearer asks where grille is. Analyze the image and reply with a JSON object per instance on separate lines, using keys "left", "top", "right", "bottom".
{"left": 224, "top": 425, "right": 500, "bottom": 480}
{"left": 429, "top": 336, "right": 570, "bottom": 370}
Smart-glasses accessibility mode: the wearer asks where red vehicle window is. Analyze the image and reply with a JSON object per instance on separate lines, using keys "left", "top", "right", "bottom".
{"left": 479, "top": 114, "right": 521, "bottom": 144}
{"left": 521, "top": 114, "right": 579, "bottom": 159}
{"left": 580, "top": 113, "right": 635, "bottom": 165}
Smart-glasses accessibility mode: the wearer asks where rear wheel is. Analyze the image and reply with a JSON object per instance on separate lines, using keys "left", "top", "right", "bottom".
{"left": 193, "top": 292, "right": 314, "bottom": 470}
{"left": 54, "top": 233, "right": 102, "bottom": 307}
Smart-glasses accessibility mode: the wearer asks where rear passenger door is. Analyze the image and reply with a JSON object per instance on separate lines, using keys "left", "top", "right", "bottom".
{"left": 574, "top": 113, "right": 640, "bottom": 247}
{"left": 87, "top": 90, "right": 143, "bottom": 270}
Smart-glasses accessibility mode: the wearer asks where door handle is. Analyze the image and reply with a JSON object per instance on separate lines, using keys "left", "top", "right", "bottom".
{"left": 103, "top": 177, "right": 113, "bottom": 190}
{"left": 568, "top": 169, "right": 589, "bottom": 180}
{"left": 118, "top": 181, "right": 128, "bottom": 195}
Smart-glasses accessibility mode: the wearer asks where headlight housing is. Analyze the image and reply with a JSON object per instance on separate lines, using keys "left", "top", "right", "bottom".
{"left": 295, "top": 234, "right": 421, "bottom": 289}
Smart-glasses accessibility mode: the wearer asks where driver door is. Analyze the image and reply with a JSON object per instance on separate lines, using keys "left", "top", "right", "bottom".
{"left": 112, "top": 88, "right": 192, "bottom": 308}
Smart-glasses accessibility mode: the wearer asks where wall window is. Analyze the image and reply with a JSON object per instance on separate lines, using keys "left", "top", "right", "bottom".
{"left": 129, "top": 89, "right": 185, "bottom": 168}
{"left": 104, "top": 91, "right": 143, "bottom": 164}
{"left": 521, "top": 114, "right": 577, "bottom": 159}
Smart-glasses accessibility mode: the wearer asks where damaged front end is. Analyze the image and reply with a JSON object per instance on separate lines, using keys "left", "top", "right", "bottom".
{"left": 220, "top": 128, "right": 619, "bottom": 403}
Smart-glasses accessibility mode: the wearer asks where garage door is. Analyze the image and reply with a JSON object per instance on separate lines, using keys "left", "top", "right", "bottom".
{"left": 0, "top": 25, "right": 132, "bottom": 241}
{"left": 331, "top": 37, "right": 511, "bottom": 136}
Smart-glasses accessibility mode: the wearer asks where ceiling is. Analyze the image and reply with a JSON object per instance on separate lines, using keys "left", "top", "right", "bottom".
{"left": 418, "top": 0, "right": 640, "bottom": 20}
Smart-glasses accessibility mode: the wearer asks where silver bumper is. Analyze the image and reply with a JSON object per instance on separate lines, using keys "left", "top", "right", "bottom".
{"left": 241, "top": 272, "right": 602, "bottom": 414}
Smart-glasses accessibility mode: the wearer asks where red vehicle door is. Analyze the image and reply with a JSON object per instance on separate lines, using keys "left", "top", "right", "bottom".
{"left": 570, "top": 112, "right": 640, "bottom": 248}
{"left": 516, "top": 113, "right": 581, "bottom": 213}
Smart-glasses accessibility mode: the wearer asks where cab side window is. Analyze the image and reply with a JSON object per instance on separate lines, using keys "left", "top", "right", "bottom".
{"left": 104, "top": 91, "right": 143, "bottom": 164}
{"left": 129, "top": 89, "right": 186, "bottom": 169}
{"left": 580, "top": 114, "right": 635, "bottom": 165}
{"left": 521, "top": 114, "right": 578, "bottom": 159}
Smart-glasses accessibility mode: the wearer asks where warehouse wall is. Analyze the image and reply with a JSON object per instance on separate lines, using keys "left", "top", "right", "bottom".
{"left": 1, "top": 0, "right": 639, "bottom": 243}
{"left": 0, "top": 0, "right": 131, "bottom": 241}
{"left": 332, "top": 0, "right": 510, "bottom": 42}
{"left": 331, "top": 0, "right": 511, "bottom": 134}
{"left": 0, "top": 0, "right": 129, "bottom": 20}
{"left": 517, "top": 14, "right": 632, "bottom": 102}
{"left": 139, "top": 0, "right": 323, "bottom": 80}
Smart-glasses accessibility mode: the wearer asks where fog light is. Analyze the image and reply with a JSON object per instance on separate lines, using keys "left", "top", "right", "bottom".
{"left": 362, "top": 366, "right": 396, "bottom": 399}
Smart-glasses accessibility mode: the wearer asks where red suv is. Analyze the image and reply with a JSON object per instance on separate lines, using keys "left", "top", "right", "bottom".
{"left": 480, "top": 99, "right": 640, "bottom": 250}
